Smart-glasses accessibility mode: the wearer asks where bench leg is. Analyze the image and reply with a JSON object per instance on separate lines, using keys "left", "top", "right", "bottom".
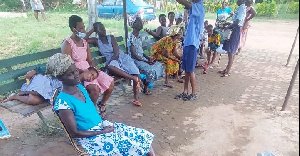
{"left": 37, "top": 111, "right": 62, "bottom": 131}
{"left": 120, "top": 81, "right": 126, "bottom": 94}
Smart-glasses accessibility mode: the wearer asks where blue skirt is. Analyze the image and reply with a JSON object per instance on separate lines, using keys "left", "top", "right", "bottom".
{"left": 223, "top": 26, "right": 241, "bottom": 53}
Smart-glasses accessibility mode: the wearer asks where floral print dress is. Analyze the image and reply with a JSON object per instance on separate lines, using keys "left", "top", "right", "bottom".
{"left": 150, "top": 36, "right": 180, "bottom": 75}
{"left": 54, "top": 84, "right": 154, "bottom": 155}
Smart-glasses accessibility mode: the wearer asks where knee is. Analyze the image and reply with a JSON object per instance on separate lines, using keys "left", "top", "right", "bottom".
{"left": 108, "top": 81, "right": 115, "bottom": 91}
{"left": 87, "top": 85, "right": 100, "bottom": 96}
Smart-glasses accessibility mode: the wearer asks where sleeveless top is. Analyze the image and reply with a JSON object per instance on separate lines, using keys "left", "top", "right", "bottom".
{"left": 66, "top": 37, "right": 90, "bottom": 70}
{"left": 97, "top": 35, "right": 125, "bottom": 63}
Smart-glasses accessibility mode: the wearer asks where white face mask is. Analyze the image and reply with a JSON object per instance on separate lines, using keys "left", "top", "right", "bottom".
{"left": 76, "top": 32, "right": 86, "bottom": 39}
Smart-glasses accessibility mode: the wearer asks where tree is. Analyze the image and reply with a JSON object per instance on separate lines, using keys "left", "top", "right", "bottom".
{"left": 87, "top": 0, "right": 98, "bottom": 35}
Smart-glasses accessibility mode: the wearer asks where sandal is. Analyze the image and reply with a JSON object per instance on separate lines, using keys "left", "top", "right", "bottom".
{"left": 97, "top": 101, "right": 106, "bottom": 118}
{"left": 143, "top": 89, "right": 152, "bottom": 95}
{"left": 163, "top": 83, "right": 174, "bottom": 88}
{"left": 177, "top": 79, "right": 184, "bottom": 83}
{"left": 174, "top": 93, "right": 188, "bottom": 99}
{"left": 218, "top": 70, "right": 226, "bottom": 75}
{"left": 183, "top": 94, "right": 197, "bottom": 101}
{"left": 132, "top": 100, "right": 142, "bottom": 106}
{"left": 221, "top": 73, "right": 231, "bottom": 77}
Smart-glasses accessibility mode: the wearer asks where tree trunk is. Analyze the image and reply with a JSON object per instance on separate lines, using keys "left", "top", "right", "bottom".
{"left": 87, "top": 0, "right": 98, "bottom": 36}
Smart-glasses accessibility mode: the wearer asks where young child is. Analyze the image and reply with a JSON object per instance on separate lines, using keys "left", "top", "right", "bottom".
{"left": 168, "top": 11, "right": 175, "bottom": 27}
{"left": 145, "top": 14, "right": 168, "bottom": 39}
{"left": 3, "top": 68, "right": 97, "bottom": 105}
{"left": 206, "top": 24, "right": 221, "bottom": 69}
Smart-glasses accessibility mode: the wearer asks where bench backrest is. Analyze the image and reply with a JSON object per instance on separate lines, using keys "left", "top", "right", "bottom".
{"left": 0, "top": 35, "right": 157, "bottom": 96}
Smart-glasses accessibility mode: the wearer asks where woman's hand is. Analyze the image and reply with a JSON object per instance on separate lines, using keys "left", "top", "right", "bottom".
{"left": 102, "top": 126, "right": 114, "bottom": 133}
{"left": 144, "top": 28, "right": 151, "bottom": 33}
{"left": 25, "top": 70, "right": 37, "bottom": 79}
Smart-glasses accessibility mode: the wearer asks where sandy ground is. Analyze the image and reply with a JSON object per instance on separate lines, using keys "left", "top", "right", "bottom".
{"left": 0, "top": 19, "right": 299, "bottom": 156}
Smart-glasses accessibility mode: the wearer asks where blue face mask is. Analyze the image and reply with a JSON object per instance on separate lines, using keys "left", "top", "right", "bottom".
{"left": 76, "top": 32, "right": 86, "bottom": 39}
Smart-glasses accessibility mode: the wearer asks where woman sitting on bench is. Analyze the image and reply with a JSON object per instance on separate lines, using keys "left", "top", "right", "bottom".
{"left": 3, "top": 67, "right": 62, "bottom": 105}
{"left": 3, "top": 67, "right": 98, "bottom": 105}
{"left": 127, "top": 14, "right": 165, "bottom": 96}
{"left": 47, "top": 53, "right": 155, "bottom": 156}
{"left": 86, "top": 22, "right": 142, "bottom": 107}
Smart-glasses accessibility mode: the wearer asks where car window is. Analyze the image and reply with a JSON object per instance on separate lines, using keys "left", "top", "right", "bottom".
{"left": 116, "top": 0, "right": 123, "bottom": 5}
{"left": 102, "top": 0, "right": 116, "bottom": 5}
{"left": 131, "top": 0, "right": 147, "bottom": 5}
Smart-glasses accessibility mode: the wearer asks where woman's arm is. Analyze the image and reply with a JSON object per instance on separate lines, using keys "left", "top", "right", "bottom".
{"left": 176, "top": 0, "right": 192, "bottom": 9}
{"left": 225, "top": 19, "right": 240, "bottom": 30}
{"left": 130, "top": 44, "right": 153, "bottom": 64}
{"left": 145, "top": 26, "right": 162, "bottom": 38}
{"left": 59, "top": 110, "right": 114, "bottom": 138}
{"left": 172, "top": 48, "right": 181, "bottom": 59}
{"left": 106, "top": 35, "right": 120, "bottom": 66}
{"left": 164, "top": 49, "right": 180, "bottom": 62}
{"left": 247, "top": 7, "right": 257, "bottom": 21}
{"left": 84, "top": 27, "right": 94, "bottom": 40}
{"left": 86, "top": 44, "right": 96, "bottom": 67}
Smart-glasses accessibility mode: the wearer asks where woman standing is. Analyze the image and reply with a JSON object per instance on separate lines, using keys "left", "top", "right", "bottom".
{"left": 30, "top": 0, "right": 46, "bottom": 21}
{"left": 237, "top": 0, "right": 257, "bottom": 55}
{"left": 220, "top": 0, "right": 246, "bottom": 77}
{"left": 127, "top": 14, "right": 165, "bottom": 95}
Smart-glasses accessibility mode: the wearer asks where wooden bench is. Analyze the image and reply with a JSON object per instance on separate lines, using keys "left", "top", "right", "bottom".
{"left": 0, "top": 34, "right": 158, "bottom": 127}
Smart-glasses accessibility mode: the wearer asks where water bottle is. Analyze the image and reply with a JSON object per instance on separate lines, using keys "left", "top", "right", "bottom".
{"left": 140, "top": 74, "right": 146, "bottom": 80}
{"left": 148, "top": 82, "right": 153, "bottom": 89}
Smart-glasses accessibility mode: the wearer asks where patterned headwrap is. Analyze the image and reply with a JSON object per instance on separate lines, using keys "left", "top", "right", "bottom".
{"left": 175, "top": 12, "right": 183, "bottom": 20}
{"left": 46, "top": 53, "right": 74, "bottom": 77}
{"left": 128, "top": 13, "right": 140, "bottom": 28}
{"left": 167, "top": 23, "right": 185, "bottom": 36}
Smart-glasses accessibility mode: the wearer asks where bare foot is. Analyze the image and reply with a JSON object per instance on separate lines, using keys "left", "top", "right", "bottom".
{"left": 2, "top": 94, "right": 17, "bottom": 103}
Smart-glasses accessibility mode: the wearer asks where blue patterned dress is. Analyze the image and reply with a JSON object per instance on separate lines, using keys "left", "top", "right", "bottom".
{"left": 127, "top": 33, "right": 165, "bottom": 83}
{"left": 53, "top": 84, "right": 154, "bottom": 155}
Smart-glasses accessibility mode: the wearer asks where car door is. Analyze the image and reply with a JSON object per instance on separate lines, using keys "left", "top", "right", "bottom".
{"left": 113, "top": 0, "right": 123, "bottom": 17}
{"left": 98, "top": 0, "right": 116, "bottom": 18}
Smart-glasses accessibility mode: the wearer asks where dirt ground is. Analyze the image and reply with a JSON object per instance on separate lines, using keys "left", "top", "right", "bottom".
{"left": 0, "top": 20, "right": 299, "bottom": 156}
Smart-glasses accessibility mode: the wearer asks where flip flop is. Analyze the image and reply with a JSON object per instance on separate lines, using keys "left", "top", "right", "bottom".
{"left": 221, "top": 73, "right": 231, "bottom": 77}
{"left": 177, "top": 79, "right": 184, "bottom": 83}
{"left": 218, "top": 70, "right": 226, "bottom": 74}
{"left": 132, "top": 100, "right": 142, "bottom": 106}
{"left": 143, "top": 89, "right": 152, "bottom": 95}
{"left": 164, "top": 83, "right": 174, "bottom": 88}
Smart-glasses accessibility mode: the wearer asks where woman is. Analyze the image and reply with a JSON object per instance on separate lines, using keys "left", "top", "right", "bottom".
{"left": 47, "top": 53, "right": 155, "bottom": 156}
{"left": 128, "top": 14, "right": 165, "bottom": 95}
{"left": 215, "top": 0, "right": 234, "bottom": 30}
{"left": 86, "top": 22, "right": 142, "bottom": 106}
{"left": 61, "top": 15, "right": 114, "bottom": 118}
{"left": 150, "top": 24, "right": 184, "bottom": 88}
{"left": 220, "top": 0, "right": 246, "bottom": 77}
{"left": 30, "top": 0, "right": 46, "bottom": 21}
{"left": 237, "top": 0, "right": 257, "bottom": 55}
{"left": 3, "top": 67, "right": 62, "bottom": 105}
{"left": 145, "top": 14, "right": 169, "bottom": 39}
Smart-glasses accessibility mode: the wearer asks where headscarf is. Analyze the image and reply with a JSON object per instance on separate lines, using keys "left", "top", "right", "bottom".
{"left": 46, "top": 53, "right": 74, "bottom": 77}
{"left": 167, "top": 23, "right": 184, "bottom": 36}
{"left": 175, "top": 12, "right": 183, "bottom": 20}
{"left": 128, "top": 13, "right": 140, "bottom": 28}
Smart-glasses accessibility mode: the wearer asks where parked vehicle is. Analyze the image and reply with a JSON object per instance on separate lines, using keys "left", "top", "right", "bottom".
{"left": 98, "top": 0, "right": 156, "bottom": 21}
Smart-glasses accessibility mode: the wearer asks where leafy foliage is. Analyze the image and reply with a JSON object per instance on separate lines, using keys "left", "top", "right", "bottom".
{"left": 256, "top": 0, "right": 278, "bottom": 16}
{"left": 286, "top": 1, "right": 299, "bottom": 13}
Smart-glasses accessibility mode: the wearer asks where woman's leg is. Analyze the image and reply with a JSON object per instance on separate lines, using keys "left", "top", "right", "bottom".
{"left": 132, "top": 74, "right": 140, "bottom": 101}
{"left": 34, "top": 10, "right": 38, "bottom": 21}
{"left": 40, "top": 10, "right": 46, "bottom": 21}
{"left": 3, "top": 93, "right": 43, "bottom": 105}
{"left": 224, "top": 52, "right": 235, "bottom": 74}
{"left": 101, "top": 81, "right": 114, "bottom": 106}
{"left": 142, "top": 79, "right": 151, "bottom": 95}
{"left": 107, "top": 66, "right": 138, "bottom": 83}
{"left": 206, "top": 49, "right": 211, "bottom": 65}
{"left": 146, "top": 146, "right": 155, "bottom": 156}
{"left": 86, "top": 84, "right": 100, "bottom": 105}
{"left": 210, "top": 51, "right": 218, "bottom": 65}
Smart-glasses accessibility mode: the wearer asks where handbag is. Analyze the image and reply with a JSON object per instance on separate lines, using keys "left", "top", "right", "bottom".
{"left": 222, "top": 29, "right": 232, "bottom": 41}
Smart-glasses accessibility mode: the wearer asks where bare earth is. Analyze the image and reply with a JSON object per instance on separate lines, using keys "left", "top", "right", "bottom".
{"left": 0, "top": 20, "right": 299, "bottom": 156}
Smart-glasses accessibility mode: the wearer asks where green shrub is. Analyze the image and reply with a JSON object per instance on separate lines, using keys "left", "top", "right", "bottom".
{"left": 257, "top": 0, "right": 278, "bottom": 16}
{"left": 0, "top": 0, "right": 24, "bottom": 11}
{"left": 286, "top": 2, "right": 299, "bottom": 13}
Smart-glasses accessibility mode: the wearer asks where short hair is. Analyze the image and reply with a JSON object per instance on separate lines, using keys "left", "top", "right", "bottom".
{"left": 159, "top": 14, "right": 166, "bottom": 20}
{"left": 69, "top": 15, "right": 83, "bottom": 30}
{"left": 87, "top": 67, "right": 99, "bottom": 76}
{"left": 207, "top": 24, "right": 213, "bottom": 29}
{"left": 168, "top": 12, "right": 175, "bottom": 17}
{"left": 93, "top": 22, "right": 103, "bottom": 32}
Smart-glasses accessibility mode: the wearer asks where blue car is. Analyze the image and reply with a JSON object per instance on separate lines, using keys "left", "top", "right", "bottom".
{"left": 98, "top": 0, "right": 156, "bottom": 21}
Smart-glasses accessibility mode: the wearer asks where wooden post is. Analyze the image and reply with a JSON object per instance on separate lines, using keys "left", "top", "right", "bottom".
{"left": 281, "top": 58, "right": 299, "bottom": 111}
{"left": 286, "top": 26, "right": 299, "bottom": 66}
{"left": 87, "top": 0, "right": 98, "bottom": 35}
{"left": 123, "top": 0, "right": 129, "bottom": 53}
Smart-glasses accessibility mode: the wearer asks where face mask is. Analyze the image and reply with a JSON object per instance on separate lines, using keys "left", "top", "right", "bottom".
{"left": 76, "top": 32, "right": 86, "bottom": 39}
